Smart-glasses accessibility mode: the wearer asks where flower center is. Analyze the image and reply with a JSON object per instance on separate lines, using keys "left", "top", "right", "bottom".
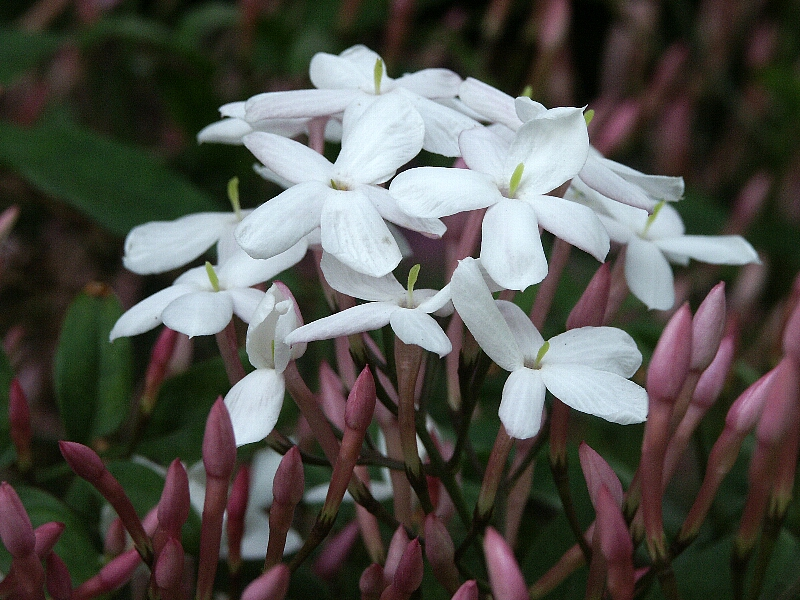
{"left": 526, "top": 340, "right": 550, "bottom": 369}
{"left": 508, "top": 162, "right": 525, "bottom": 198}
{"left": 642, "top": 200, "right": 665, "bottom": 237}
{"left": 406, "top": 263, "right": 421, "bottom": 307}
{"left": 330, "top": 179, "right": 350, "bottom": 191}
{"left": 228, "top": 176, "right": 242, "bottom": 220}
{"left": 374, "top": 58, "right": 384, "bottom": 95}
{"left": 205, "top": 261, "right": 220, "bottom": 292}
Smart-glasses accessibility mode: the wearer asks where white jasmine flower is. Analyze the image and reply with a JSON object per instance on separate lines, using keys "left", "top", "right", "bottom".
{"left": 109, "top": 240, "right": 307, "bottom": 340}
{"left": 568, "top": 179, "right": 759, "bottom": 310}
{"left": 236, "top": 93, "right": 444, "bottom": 278}
{"left": 243, "top": 45, "right": 479, "bottom": 156}
{"left": 451, "top": 258, "right": 648, "bottom": 439}
{"left": 391, "top": 108, "right": 606, "bottom": 290}
{"left": 225, "top": 283, "right": 306, "bottom": 446}
{"left": 458, "top": 77, "right": 683, "bottom": 211}
{"left": 284, "top": 254, "right": 453, "bottom": 357}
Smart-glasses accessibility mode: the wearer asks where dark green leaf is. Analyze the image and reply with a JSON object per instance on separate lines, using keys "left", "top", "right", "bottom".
{"left": 0, "top": 111, "right": 216, "bottom": 236}
{"left": 0, "top": 28, "right": 63, "bottom": 86}
{"left": 0, "top": 348, "right": 14, "bottom": 468}
{"left": 54, "top": 286, "right": 132, "bottom": 443}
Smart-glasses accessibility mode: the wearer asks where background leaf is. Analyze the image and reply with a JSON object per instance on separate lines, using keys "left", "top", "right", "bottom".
{"left": 0, "top": 28, "right": 62, "bottom": 86}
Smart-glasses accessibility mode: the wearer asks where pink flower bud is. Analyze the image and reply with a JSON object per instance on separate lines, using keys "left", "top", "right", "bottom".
{"left": 59, "top": 441, "right": 105, "bottom": 484}
{"left": 73, "top": 548, "right": 141, "bottom": 600}
{"left": 226, "top": 464, "right": 249, "bottom": 573}
{"left": 156, "top": 460, "right": 190, "bottom": 544}
{"left": 360, "top": 563, "right": 387, "bottom": 600}
{"left": 241, "top": 564, "right": 290, "bottom": 600}
{"left": 595, "top": 486, "right": 634, "bottom": 600}
{"left": 345, "top": 367, "right": 377, "bottom": 433}
{"left": 388, "top": 538, "right": 423, "bottom": 597}
{"left": 383, "top": 526, "right": 410, "bottom": 584}
{"left": 154, "top": 538, "right": 184, "bottom": 594}
{"left": 202, "top": 397, "right": 236, "bottom": 481}
{"left": 693, "top": 335, "right": 736, "bottom": 410}
{"left": 483, "top": 527, "right": 527, "bottom": 600}
{"left": 647, "top": 303, "right": 692, "bottom": 403}
{"left": 45, "top": 552, "right": 72, "bottom": 600}
{"left": 0, "top": 482, "right": 35, "bottom": 557}
{"left": 272, "top": 446, "right": 304, "bottom": 508}
{"left": 142, "top": 327, "right": 179, "bottom": 410}
{"left": 313, "top": 520, "right": 360, "bottom": 581}
{"left": 579, "top": 442, "right": 623, "bottom": 509}
{"left": 783, "top": 286, "right": 800, "bottom": 361}
{"left": 424, "top": 514, "right": 460, "bottom": 593}
{"left": 34, "top": 522, "right": 65, "bottom": 558}
{"left": 691, "top": 282, "right": 726, "bottom": 372}
{"left": 318, "top": 361, "right": 346, "bottom": 431}
{"left": 755, "top": 357, "right": 798, "bottom": 446}
{"left": 450, "top": 580, "right": 478, "bottom": 600}
{"left": 726, "top": 366, "right": 778, "bottom": 434}
{"left": 104, "top": 518, "right": 126, "bottom": 557}
{"left": 566, "top": 263, "right": 611, "bottom": 330}
{"left": 9, "top": 379, "right": 32, "bottom": 469}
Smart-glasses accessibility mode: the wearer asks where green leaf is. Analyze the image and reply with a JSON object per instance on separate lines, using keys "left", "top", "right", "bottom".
{"left": 0, "top": 348, "right": 15, "bottom": 468}
{"left": 0, "top": 111, "right": 216, "bottom": 236}
{"left": 0, "top": 485, "right": 101, "bottom": 584}
{"left": 0, "top": 28, "right": 63, "bottom": 86}
{"left": 54, "top": 286, "right": 132, "bottom": 443}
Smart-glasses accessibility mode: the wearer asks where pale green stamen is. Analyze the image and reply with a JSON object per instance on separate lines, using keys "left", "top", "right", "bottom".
{"left": 205, "top": 261, "right": 220, "bottom": 292}
{"left": 534, "top": 340, "right": 550, "bottom": 367}
{"left": 407, "top": 263, "right": 421, "bottom": 307}
{"left": 330, "top": 179, "right": 341, "bottom": 190}
{"left": 227, "top": 176, "right": 241, "bottom": 220}
{"left": 271, "top": 339, "right": 276, "bottom": 363}
{"left": 584, "top": 109, "right": 595, "bottom": 125}
{"left": 643, "top": 200, "right": 665, "bottom": 236}
{"left": 521, "top": 84, "right": 533, "bottom": 98}
{"left": 509, "top": 163, "right": 525, "bottom": 197}
{"left": 374, "top": 58, "right": 384, "bottom": 95}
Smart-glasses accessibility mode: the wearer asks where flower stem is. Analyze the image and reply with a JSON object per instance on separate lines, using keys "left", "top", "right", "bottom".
{"left": 215, "top": 320, "right": 245, "bottom": 385}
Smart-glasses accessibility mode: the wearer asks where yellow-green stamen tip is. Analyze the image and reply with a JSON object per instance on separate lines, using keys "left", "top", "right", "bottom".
{"left": 374, "top": 58, "right": 384, "bottom": 95}
{"left": 271, "top": 339, "right": 276, "bottom": 363}
{"left": 584, "top": 109, "right": 595, "bottom": 125}
{"left": 521, "top": 84, "right": 533, "bottom": 98}
{"left": 643, "top": 200, "right": 665, "bottom": 236}
{"left": 407, "top": 263, "right": 421, "bottom": 306}
{"left": 509, "top": 162, "right": 525, "bottom": 197}
{"left": 534, "top": 340, "right": 550, "bottom": 367}
{"left": 227, "top": 176, "right": 241, "bottom": 219}
{"left": 205, "top": 261, "right": 220, "bottom": 292}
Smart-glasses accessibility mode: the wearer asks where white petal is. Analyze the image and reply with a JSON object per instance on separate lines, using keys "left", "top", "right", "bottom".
{"left": 320, "top": 189, "right": 402, "bottom": 277}
{"left": 245, "top": 293, "right": 279, "bottom": 370}
{"left": 625, "top": 237, "right": 675, "bottom": 310}
{"left": 594, "top": 152, "right": 684, "bottom": 202}
{"left": 459, "top": 126, "right": 510, "bottom": 181}
{"left": 644, "top": 202, "right": 685, "bottom": 239}
{"left": 123, "top": 213, "right": 232, "bottom": 274}
{"left": 514, "top": 97, "right": 548, "bottom": 122}
{"left": 309, "top": 50, "right": 371, "bottom": 90}
{"left": 389, "top": 309, "right": 451, "bottom": 357}
{"left": 544, "top": 327, "right": 642, "bottom": 377}
{"left": 284, "top": 303, "right": 398, "bottom": 344}
{"left": 653, "top": 235, "right": 759, "bottom": 265}
{"left": 245, "top": 89, "right": 357, "bottom": 121}
{"left": 224, "top": 369, "right": 285, "bottom": 446}
{"left": 335, "top": 94, "right": 424, "bottom": 184}
{"left": 416, "top": 287, "right": 454, "bottom": 315}
{"left": 235, "top": 182, "right": 327, "bottom": 259}
{"left": 480, "top": 199, "right": 548, "bottom": 290}
{"left": 495, "top": 300, "right": 545, "bottom": 362}
{"left": 227, "top": 288, "right": 268, "bottom": 324}
{"left": 390, "top": 167, "right": 501, "bottom": 218}
{"left": 218, "top": 238, "right": 308, "bottom": 288}
{"left": 320, "top": 252, "right": 404, "bottom": 302}
{"left": 162, "top": 291, "right": 234, "bottom": 337}
{"left": 457, "top": 78, "right": 520, "bottom": 130}
{"left": 243, "top": 132, "right": 333, "bottom": 185}
{"left": 540, "top": 364, "right": 648, "bottom": 424}
{"left": 197, "top": 118, "right": 252, "bottom": 145}
{"left": 499, "top": 368, "right": 546, "bottom": 439}
{"left": 396, "top": 69, "right": 462, "bottom": 98}
{"left": 450, "top": 258, "right": 524, "bottom": 371}
{"left": 526, "top": 194, "right": 610, "bottom": 262}
{"left": 362, "top": 185, "right": 446, "bottom": 238}
{"left": 252, "top": 163, "right": 295, "bottom": 189}
{"left": 339, "top": 45, "right": 384, "bottom": 75}
{"left": 578, "top": 155, "right": 657, "bottom": 212}
{"left": 509, "top": 107, "right": 589, "bottom": 195}
{"left": 219, "top": 102, "right": 246, "bottom": 118}
{"left": 399, "top": 92, "right": 480, "bottom": 157}
{"left": 109, "top": 285, "right": 194, "bottom": 340}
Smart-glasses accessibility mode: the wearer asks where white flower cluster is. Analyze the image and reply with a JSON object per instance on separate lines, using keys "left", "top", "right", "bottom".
{"left": 111, "top": 45, "right": 759, "bottom": 443}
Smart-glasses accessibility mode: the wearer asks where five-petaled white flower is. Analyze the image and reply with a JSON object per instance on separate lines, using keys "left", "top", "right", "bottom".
{"left": 243, "top": 45, "right": 478, "bottom": 157}
{"left": 450, "top": 258, "right": 648, "bottom": 439}
{"left": 568, "top": 178, "right": 760, "bottom": 310}
{"left": 391, "top": 106, "right": 607, "bottom": 290}
{"left": 284, "top": 254, "right": 453, "bottom": 357}
{"left": 225, "top": 282, "right": 306, "bottom": 446}
{"left": 236, "top": 93, "right": 444, "bottom": 278}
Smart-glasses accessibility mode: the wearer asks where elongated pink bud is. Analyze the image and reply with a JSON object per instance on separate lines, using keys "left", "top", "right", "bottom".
{"left": 345, "top": 367, "right": 377, "bottom": 433}
{"left": 142, "top": 327, "right": 179, "bottom": 413}
{"left": 483, "top": 527, "right": 527, "bottom": 600}
{"left": 46, "top": 552, "right": 72, "bottom": 600}
{"left": 579, "top": 442, "right": 623, "bottom": 509}
{"left": 424, "top": 514, "right": 460, "bottom": 593}
{"left": 313, "top": 520, "right": 360, "bottom": 581}
{"left": 154, "top": 537, "right": 184, "bottom": 600}
{"left": 783, "top": 286, "right": 800, "bottom": 361}
{"left": 9, "top": 379, "right": 32, "bottom": 470}
{"left": 380, "top": 539, "right": 423, "bottom": 600}
{"left": 360, "top": 563, "right": 387, "bottom": 600}
{"left": 73, "top": 548, "right": 141, "bottom": 600}
{"left": 691, "top": 282, "right": 726, "bottom": 372}
{"left": 318, "top": 361, "right": 346, "bottom": 431}
{"left": 226, "top": 465, "right": 249, "bottom": 574}
{"left": 203, "top": 397, "right": 236, "bottom": 481}
{"left": 647, "top": 303, "right": 693, "bottom": 402}
{"left": 693, "top": 335, "right": 736, "bottom": 410}
{"left": 154, "top": 459, "right": 190, "bottom": 555}
{"left": 596, "top": 486, "right": 634, "bottom": 600}
{"left": 0, "top": 481, "right": 35, "bottom": 556}
{"left": 566, "top": 263, "right": 611, "bottom": 329}
{"left": 34, "top": 522, "right": 65, "bottom": 558}
{"left": 266, "top": 447, "right": 304, "bottom": 570}
{"left": 383, "top": 526, "right": 410, "bottom": 584}
{"left": 450, "top": 580, "right": 478, "bottom": 600}
{"left": 241, "top": 564, "right": 290, "bottom": 600}
{"left": 59, "top": 441, "right": 152, "bottom": 564}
